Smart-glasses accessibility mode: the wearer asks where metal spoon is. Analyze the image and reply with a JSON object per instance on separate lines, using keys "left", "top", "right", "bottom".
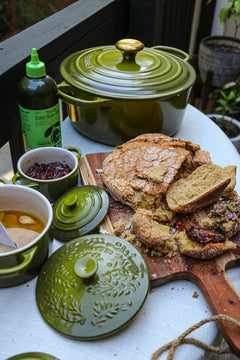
{"left": 0, "top": 221, "right": 16, "bottom": 248}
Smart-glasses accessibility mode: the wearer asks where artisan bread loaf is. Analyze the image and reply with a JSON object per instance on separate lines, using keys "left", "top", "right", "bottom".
{"left": 176, "top": 231, "right": 236, "bottom": 259}
{"left": 166, "top": 164, "right": 236, "bottom": 214}
{"left": 102, "top": 133, "right": 211, "bottom": 210}
{"left": 102, "top": 140, "right": 190, "bottom": 209}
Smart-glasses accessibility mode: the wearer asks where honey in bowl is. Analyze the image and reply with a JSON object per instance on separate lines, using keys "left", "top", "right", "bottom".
{"left": 0, "top": 210, "right": 46, "bottom": 253}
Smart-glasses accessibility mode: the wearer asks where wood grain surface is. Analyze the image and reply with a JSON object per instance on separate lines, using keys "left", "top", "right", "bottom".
{"left": 80, "top": 152, "right": 240, "bottom": 357}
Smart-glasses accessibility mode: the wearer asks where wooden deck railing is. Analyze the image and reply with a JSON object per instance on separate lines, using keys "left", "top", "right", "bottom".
{"left": 0, "top": 0, "right": 129, "bottom": 171}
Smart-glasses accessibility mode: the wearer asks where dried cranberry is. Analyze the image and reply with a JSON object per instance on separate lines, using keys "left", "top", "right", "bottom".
{"left": 26, "top": 162, "right": 72, "bottom": 180}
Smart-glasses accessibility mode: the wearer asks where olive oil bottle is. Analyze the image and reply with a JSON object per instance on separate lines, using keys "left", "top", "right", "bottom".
{"left": 18, "top": 48, "right": 62, "bottom": 150}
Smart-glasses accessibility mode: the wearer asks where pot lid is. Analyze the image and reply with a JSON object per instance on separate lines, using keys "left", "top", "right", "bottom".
{"left": 6, "top": 353, "right": 60, "bottom": 360}
{"left": 59, "top": 38, "right": 196, "bottom": 99}
{"left": 36, "top": 234, "right": 150, "bottom": 340}
{"left": 51, "top": 185, "right": 109, "bottom": 241}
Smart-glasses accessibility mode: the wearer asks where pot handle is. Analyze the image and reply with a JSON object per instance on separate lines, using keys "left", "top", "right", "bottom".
{"left": 0, "top": 177, "right": 11, "bottom": 184}
{"left": 58, "top": 81, "right": 112, "bottom": 107}
{"left": 0, "top": 246, "right": 38, "bottom": 276}
{"left": 64, "top": 146, "right": 82, "bottom": 160}
{"left": 12, "top": 172, "right": 39, "bottom": 189}
{"left": 152, "top": 45, "right": 189, "bottom": 62}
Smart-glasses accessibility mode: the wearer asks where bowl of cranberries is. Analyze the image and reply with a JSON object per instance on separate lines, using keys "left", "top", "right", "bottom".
{"left": 12, "top": 146, "right": 81, "bottom": 202}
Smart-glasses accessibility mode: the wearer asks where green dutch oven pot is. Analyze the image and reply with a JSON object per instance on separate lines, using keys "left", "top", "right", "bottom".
{"left": 58, "top": 39, "right": 196, "bottom": 145}
{"left": 0, "top": 184, "right": 53, "bottom": 287}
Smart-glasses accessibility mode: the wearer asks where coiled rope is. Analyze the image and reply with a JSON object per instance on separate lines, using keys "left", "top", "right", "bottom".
{"left": 151, "top": 314, "right": 240, "bottom": 360}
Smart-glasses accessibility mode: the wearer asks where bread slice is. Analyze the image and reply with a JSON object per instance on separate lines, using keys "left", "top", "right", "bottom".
{"left": 166, "top": 164, "right": 236, "bottom": 214}
{"left": 176, "top": 231, "right": 236, "bottom": 259}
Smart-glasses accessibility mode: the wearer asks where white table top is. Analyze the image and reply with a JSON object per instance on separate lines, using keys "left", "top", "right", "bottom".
{"left": 1, "top": 104, "right": 240, "bottom": 360}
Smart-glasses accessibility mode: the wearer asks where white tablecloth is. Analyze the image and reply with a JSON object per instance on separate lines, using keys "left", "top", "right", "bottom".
{"left": 1, "top": 105, "right": 240, "bottom": 360}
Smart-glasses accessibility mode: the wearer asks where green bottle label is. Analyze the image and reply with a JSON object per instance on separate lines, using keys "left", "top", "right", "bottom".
{"left": 19, "top": 103, "right": 62, "bottom": 150}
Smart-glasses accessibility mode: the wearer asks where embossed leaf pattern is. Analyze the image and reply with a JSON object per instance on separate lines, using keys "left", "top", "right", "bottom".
{"left": 91, "top": 300, "right": 132, "bottom": 327}
{"left": 87, "top": 276, "right": 140, "bottom": 297}
{"left": 45, "top": 288, "right": 86, "bottom": 329}
{"left": 45, "top": 264, "right": 77, "bottom": 289}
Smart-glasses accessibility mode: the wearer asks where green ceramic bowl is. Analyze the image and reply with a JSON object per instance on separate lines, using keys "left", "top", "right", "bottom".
{"left": 58, "top": 39, "right": 196, "bottom": 145}
{"left": 6, "top": 353, "right": 60, "bottom": 360}
{"left": 12, "top": 146, "right": 81, "bottom": 203}
{"left": 0, "top": 184, "right": 53, "bottom": 287}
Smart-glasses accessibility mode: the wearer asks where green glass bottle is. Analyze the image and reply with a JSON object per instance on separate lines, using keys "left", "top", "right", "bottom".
{"left": 18, "top": 48, "right": 62, "bottom": 150}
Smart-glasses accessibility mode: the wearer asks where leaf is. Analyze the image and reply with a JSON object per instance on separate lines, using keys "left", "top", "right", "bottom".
{"left": 228, "top": 90, "right": 235, "bottom": 98}
{"left": 234, "top": 0, "right": 240, "bottom": 15}
{"left": 44, "top": 125, "right": 53, "bottom": 137}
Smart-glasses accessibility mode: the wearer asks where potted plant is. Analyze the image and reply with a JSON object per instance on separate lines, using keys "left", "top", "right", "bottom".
{"left": 207, "top": 80, "right": 240, "bottom": 151}
{"left": 198, "top": 0, "right": 240, "bottom": 88}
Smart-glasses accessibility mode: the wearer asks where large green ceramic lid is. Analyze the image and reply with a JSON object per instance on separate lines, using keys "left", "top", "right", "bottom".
{"left": 50, "top": 185, "right": 109, "bottom": 241}
{"left": 36, "top": 234, "right": 150, "bottom": 340}
{"left": 59, "top": 38, "right": 196, "bottom": 99}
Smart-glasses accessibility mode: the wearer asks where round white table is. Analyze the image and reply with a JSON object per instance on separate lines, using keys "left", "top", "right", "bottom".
{"left": 1, "top": 105, "right": 240, "bottom": 360}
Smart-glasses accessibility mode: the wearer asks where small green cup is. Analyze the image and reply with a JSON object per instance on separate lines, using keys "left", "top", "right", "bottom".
{"left": 12, "top": 146, "right": 81, "bottom": 203}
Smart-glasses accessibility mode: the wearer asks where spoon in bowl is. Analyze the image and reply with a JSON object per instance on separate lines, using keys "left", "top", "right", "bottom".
{"left": 0, "top": 221, "right": 16, "bottom": 248}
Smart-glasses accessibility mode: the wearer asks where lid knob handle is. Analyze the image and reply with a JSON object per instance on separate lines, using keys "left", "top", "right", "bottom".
{"left": 74, "top": 256, "right": 98, "bottom": 279}
{"left": 116, "top": 39, "right": 144, "bottom": 62}
{"left": 63, "top": 194, "right": 78, "bottom": 209}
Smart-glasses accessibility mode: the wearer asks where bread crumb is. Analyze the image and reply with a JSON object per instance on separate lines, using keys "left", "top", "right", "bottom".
{"left": 193, "top": 291, "right": 199, "bottom": 298}
{"left": 113, "top": 220, "right": 126, "bottom": 236}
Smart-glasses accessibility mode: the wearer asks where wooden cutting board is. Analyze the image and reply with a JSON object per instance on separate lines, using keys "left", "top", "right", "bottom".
{"left": 80, "top": 152, "right": 240, "bottom": 356}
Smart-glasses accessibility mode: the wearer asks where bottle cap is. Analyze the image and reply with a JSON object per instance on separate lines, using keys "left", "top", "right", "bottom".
{"left": 26, "top": 48, "right": 46, "bottom": 78}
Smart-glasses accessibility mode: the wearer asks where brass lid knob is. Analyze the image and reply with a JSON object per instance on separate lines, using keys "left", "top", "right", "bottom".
{"left": 115, "top": 39, "right": 144, "bottom": 61}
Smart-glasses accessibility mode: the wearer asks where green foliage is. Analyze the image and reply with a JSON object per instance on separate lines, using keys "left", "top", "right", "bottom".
{"left": 216, "top": 82, "right": 240, "bottom": 117}
{"left": 207, "top": 0, "right": 240, "bottom": 38}
{"left": 0, "top": 0, "right": 61, "bottom": 40}
{"left": 214, "top": 81, "right": 240, "bottom": 131}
